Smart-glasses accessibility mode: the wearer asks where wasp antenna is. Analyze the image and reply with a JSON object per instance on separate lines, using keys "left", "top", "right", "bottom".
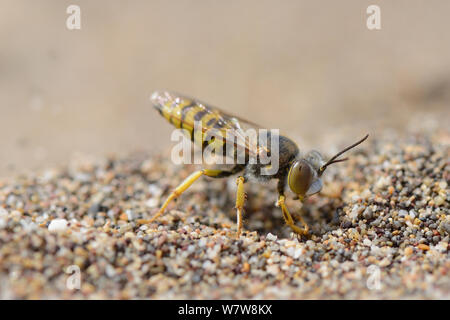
{"left": 319, "top": 134, "right": 369, "bottom": 173}
{"left": 328, "top": 157, "right": 349, "bottom": 165}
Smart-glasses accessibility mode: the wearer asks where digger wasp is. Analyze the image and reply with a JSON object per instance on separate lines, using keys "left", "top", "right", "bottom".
{"left": 144, "top": 91, "right": 368, "bottom": 237}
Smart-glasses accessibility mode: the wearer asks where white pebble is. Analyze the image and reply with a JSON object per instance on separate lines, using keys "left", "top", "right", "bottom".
{"left": 148, "top": 184, "right": 163, "bottom": 197}
{"left": 286, "top": 246, "right": 303, "bottom": 259}
{"left": 349, "top": 205, "right": 362, "bottom": 219}
{"left": 202, "top": 260, "right": 216, "bottom": 272}
{"left": 125, "top": 210, "right": 134, "bottom": 220}
{"left": 435, "top": 241, "right": 448, "bottom": 253}
{"left": 146, "top": 198, "right": 159, "bottom": 208}
{"left": 0, "top": 208, "right": 7, "bottom": 229}
{"left": 207, "top": 245, "right": 221, "bottom": 260}
{"left": 0, "top": 207, "right": 8, "bottom": 218}
{"left": 48, "top": 219, "right": 69, "bottom": 233}
{"left": 198, "top": 237, "right": 207, "bottom": 247}
{"left": 374, "top": 176, "right": 391, "bottom": 190}
{"left": 398, "top": 210, "right": 408, "bottom": 217}
{"left": 266, "top": 233, "right": 277, "bottom": 241}
{"left": 266, "top": 264, "right": 280, "bottom": 275}
{"left": 293, "top": 247, "right": 303, "bottom": 259}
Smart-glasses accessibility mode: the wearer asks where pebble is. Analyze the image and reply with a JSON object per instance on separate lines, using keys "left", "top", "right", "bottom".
{"left": 266, "top": 233, "right": 278, "bottom": 241}
{"left": 47, "top": 219, "right": 68, "bottom": 233}
{"left": 146, "top": 198, "right": 159, "bottom": 208}
{"left": 404, "top": 247, "right": 413, "bottom": 256}
{"left": 418, "top": 244, "right": 430, "bottom": 251}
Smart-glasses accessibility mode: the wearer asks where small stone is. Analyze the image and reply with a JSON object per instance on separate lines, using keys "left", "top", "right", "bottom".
{"left": 198, "top": 237, "right": 207, "bottom": 247}
{"left": 266, "top": 233, "right": 277, "bottom": 241}
{"left": 418, "top": 244, "right": 430, "bottom": 251}
{"left": 286, "top": 246, "right": 302, "bottom": 259}
{"left": 266, "top": 264, "right": 279, "bottom": 275}
{"left": 433, "top": 196, "right": 445, "bottom": 206}
{"left": 349, "top": 205, "right": 363, "bottom": 219}
{"left": 363, "top": 207, "right": 373, "bottom": 219}
{"left": 404, "top": 247, "right": 413, "bottom": 256}
{"left": 399, "top": 210, "right": 408, "bottom": 217}
{"left": 0, "top": 207, "right": 8, "bottom": 218}
{"left": 125, "top": 210, "right": 134, "bottom": 220}
{"left": 124, "top": 232, "right": 134, "bottom": 239}
{"left": 375, "top": 176, "right": 390, "bottom": 190}
{"left": 146, "top": 198, "right": 159, "bottom": 208}
{"left": 119, "top": 212, "right": 128, "bottom": 221}
{"left": 441, "top": 222, "right": 450, "bottom": 235}
{"left": 148, "top": 184, "right": 163, "bottom": 197}
{"left": 435, "top": 242, "right": 448, "bottom": 253}
{"left": 379, "top": 258, "right": 391, "bottom": 267}
{"left": 438, "top": 181, "right": 447, "bottom": 189}
{"left": 241, "top": 262, "right": 250, "bottom": 273}
{"left": 48, "top": 219, "right": 68, "bottom": 233}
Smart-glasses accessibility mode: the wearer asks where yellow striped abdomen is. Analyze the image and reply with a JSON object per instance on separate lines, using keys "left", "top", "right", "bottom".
{"left": 151, "top": 91, "right": 228, "bottom": 150}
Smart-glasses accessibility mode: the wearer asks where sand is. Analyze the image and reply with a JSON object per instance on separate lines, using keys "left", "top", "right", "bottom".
{"left": 0, "top": 128, "right": 448, "bottom": 299}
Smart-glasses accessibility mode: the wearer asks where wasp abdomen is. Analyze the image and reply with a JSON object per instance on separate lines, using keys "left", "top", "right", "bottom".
{"left": 151, "top": 91, "right": 228, "bottom": 150}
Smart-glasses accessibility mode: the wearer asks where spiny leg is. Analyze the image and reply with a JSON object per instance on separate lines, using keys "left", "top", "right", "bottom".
{"left": 277, "top": 195, "right": 309, "bottom": 236}
{"left": 145, "top": 170, "right": 205, "bottom": 224}
{"left": 235, "top": 176, "right": 246, "bottom": 237}
{"left": 142, "top": 166, "right": 245, "bottom": 225}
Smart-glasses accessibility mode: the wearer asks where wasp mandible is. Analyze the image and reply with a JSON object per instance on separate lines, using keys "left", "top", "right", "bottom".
{"left": 145, "top": 91, "right": 368, "bottom": 237}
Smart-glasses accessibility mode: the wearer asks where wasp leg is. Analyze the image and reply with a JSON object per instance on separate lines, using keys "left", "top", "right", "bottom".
{"left": 144, "top": 170, "right": 205, "bottom": 224}
{"left": 277, "top": 195, "right": 309, "bottom": 236}
{"left": 143, "top": 166, "right": 245, "bottom": 225}
{"left": 235, "top": 176, "right": 246, "bottom": 237}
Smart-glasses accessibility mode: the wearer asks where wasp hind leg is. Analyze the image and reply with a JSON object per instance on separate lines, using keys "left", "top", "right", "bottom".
{"left": 277, "top": 195, "right": 309, "bottom": 237}
{"left": 141, "top": 166, "right": 244, "bottom": 227}
{"left": 142, "top": 170, "right": 206, "bottom": 225}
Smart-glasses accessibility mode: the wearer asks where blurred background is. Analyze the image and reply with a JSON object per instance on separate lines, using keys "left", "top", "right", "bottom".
{"left": 0, "top": 0, "right": 449, "bottom": 176}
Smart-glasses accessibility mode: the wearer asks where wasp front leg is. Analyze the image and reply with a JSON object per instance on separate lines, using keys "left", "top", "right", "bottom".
{"left": 277, "top": 195, "right": 309, "bottom": 237}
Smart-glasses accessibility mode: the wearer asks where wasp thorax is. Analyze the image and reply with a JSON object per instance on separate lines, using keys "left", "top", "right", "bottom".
{"left": 287, "top": 160, "right": 314, "bottom": 196}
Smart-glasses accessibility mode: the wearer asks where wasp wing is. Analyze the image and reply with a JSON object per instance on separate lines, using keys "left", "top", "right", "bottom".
{"left": 151, "top": 91, "right": 269, "bottom": 157}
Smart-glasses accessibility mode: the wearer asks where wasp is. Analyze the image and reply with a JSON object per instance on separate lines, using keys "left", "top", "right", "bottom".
{"left": 145, "top": 91, "right": 368, "bottom": 237}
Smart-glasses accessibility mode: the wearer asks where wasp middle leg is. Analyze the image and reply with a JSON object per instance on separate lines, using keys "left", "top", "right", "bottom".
{"left": 235, "top": 176, "right": 246, "bottom": 237}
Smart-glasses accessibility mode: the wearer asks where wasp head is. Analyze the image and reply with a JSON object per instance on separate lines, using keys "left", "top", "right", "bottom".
{"left": 287, "top": 134, "right": 369, "bottom": 200}
{"left": 287, "top": 151, "right": 325, "bottom": 200}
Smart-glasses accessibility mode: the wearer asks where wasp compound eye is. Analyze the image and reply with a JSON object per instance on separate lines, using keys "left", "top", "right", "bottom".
{"left": 288, "top": 160, "right": 313, "bottom": 196}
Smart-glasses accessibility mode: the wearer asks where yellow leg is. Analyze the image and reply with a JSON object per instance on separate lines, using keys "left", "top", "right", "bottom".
{"left": 235, "top": 176, "right": 246, "bottom": 237}
{"left": 144, "top": 170, "right": 206, "bottom": 224}
{"left": 277, "top": 195, "right": 309, "bottom": 236}
{"left": 141, "top": 168, "right": 237, "bottom": 225}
